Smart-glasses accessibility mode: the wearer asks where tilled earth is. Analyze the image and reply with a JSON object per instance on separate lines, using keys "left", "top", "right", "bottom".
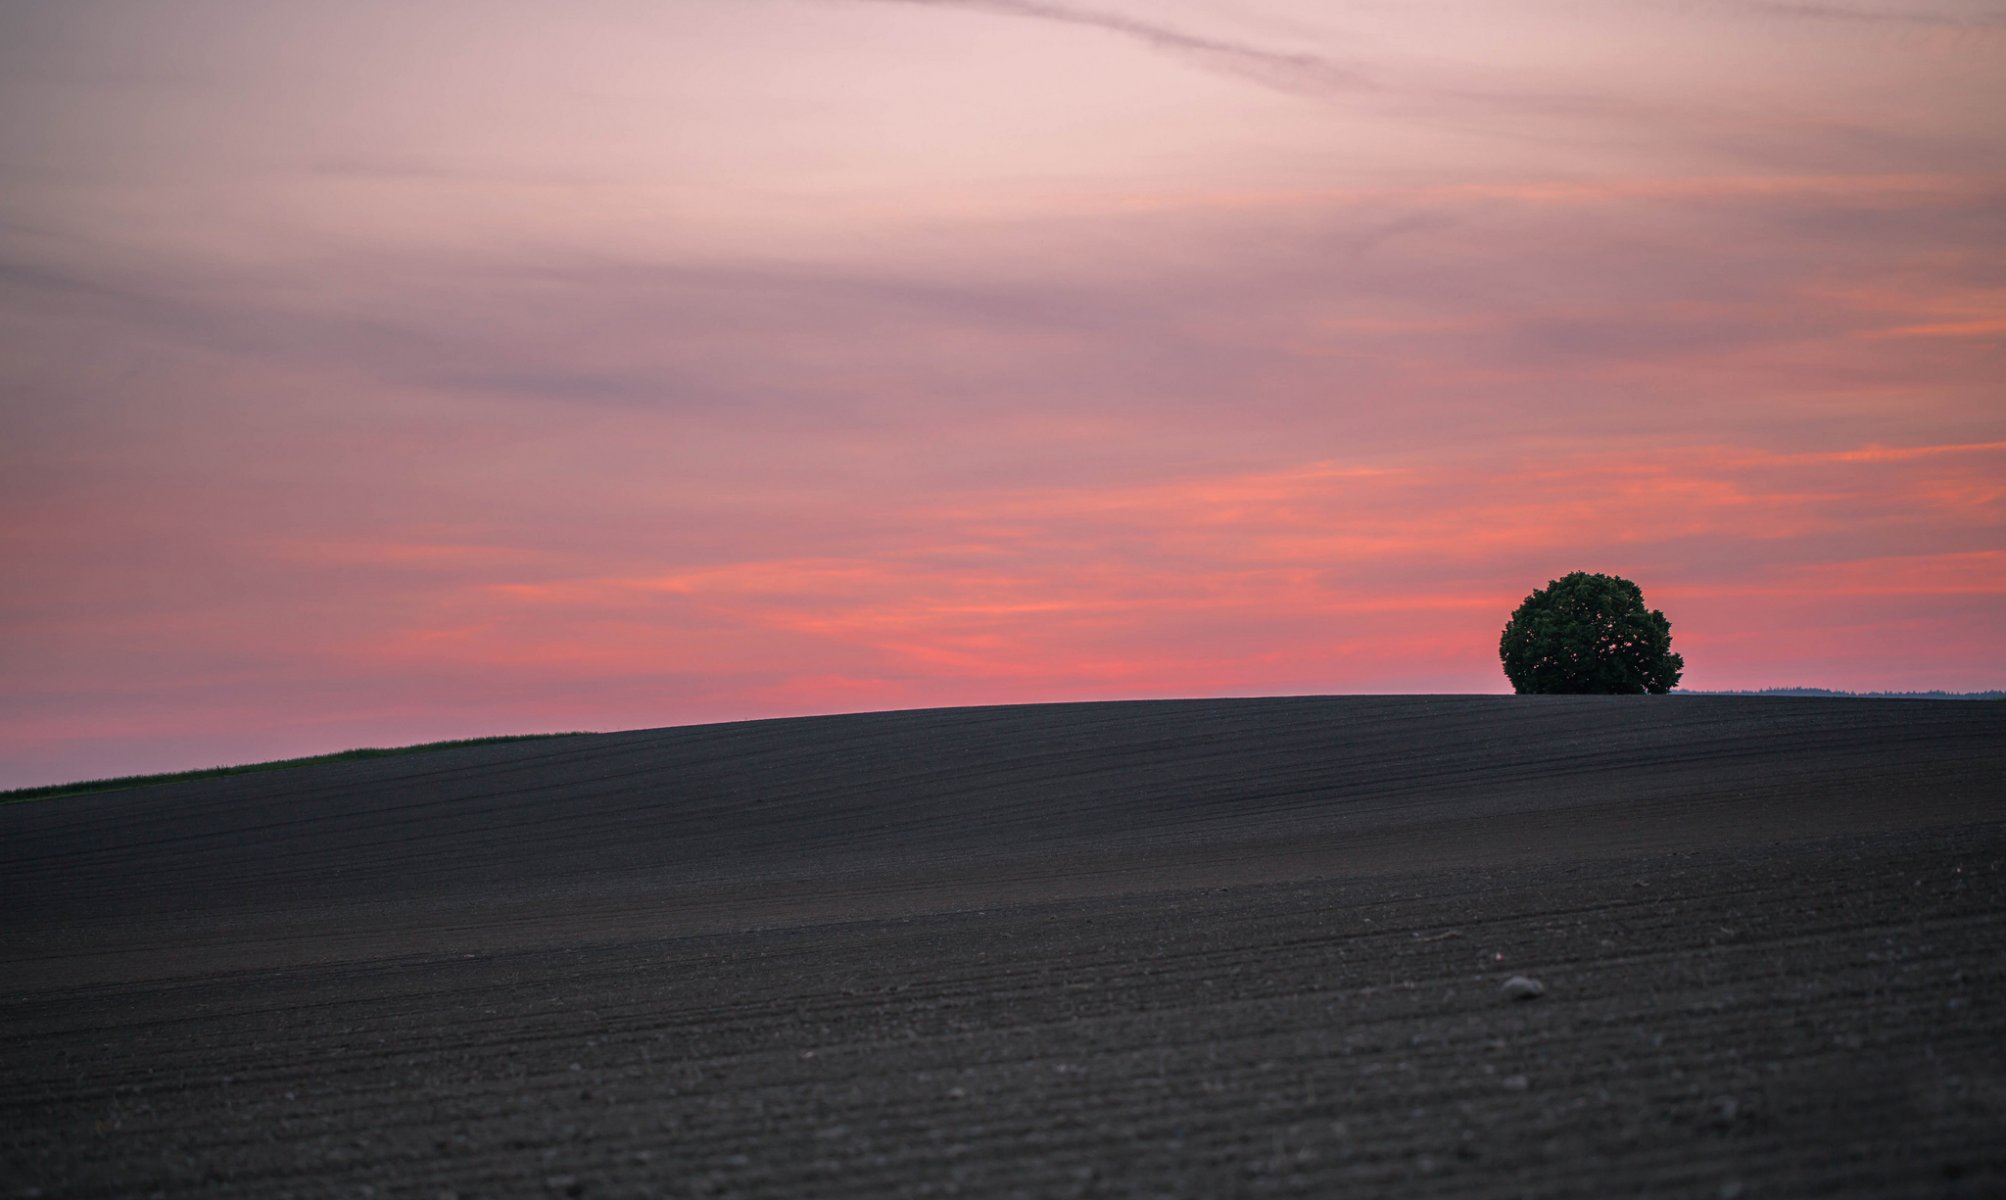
{"left": 8, "top": 825, "right": 2005, "bottom": 1198}
{"left": 3, "top": 698, "right": 2004, "bottom": 1197}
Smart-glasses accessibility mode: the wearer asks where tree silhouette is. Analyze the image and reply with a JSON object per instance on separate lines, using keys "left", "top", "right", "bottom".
{"left": 1500, "top": 572, "right": 1683, "bottom": 694}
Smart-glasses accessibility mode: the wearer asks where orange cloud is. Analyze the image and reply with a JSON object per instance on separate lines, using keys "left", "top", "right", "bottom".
{"left": 354, "top": 437, "right": 1986, "bottom": 711}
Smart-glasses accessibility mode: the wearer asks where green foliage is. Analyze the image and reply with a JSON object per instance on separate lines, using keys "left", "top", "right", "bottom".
{"left": 1500, "top": 571, "right": 1683, "bottom": 695}
{"left": 0, "top": 733, "right": 591, "bottom": 806}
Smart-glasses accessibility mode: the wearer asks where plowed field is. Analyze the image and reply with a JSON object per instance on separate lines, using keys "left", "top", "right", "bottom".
{"left": 4, "top": 696, "right": 2003, "bottom": 1197}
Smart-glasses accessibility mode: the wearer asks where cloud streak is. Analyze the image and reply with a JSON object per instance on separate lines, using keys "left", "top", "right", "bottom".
{"left": 1736, "top": 2, "right": 2006, "bottom": 29}
{"left": 856, "top": 0, "right": 1657, "bottom": 126}
{"left": 865, "top": 0, "right": 1372, "bottom": 96}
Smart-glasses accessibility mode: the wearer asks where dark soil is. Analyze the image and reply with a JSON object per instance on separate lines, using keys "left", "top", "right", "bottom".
{"left": 3, "top": 696, "right": 2003, "bottom": 1197}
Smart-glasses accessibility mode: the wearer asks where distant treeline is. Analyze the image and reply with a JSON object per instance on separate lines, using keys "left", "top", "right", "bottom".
{"left": 1675, "top": 688, "right": 2005, "bottom": 700}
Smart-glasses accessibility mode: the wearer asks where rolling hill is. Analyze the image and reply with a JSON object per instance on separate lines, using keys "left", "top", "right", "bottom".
{"left": 4, "top": 695, "right": 2002, "bottom": 1197}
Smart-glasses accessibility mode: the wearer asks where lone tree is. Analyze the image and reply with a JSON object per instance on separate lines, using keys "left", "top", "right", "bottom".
{"left": 1500, "top": 571, "right": 1683, "bottom": 694}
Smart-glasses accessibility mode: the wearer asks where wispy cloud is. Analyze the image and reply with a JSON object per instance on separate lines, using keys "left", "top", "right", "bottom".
{"left": 1736, "top": 2, "right": 2006, "bottom": 29}
{"left": 863, "top": 0, "right": 1371, "bottom": 95}
{"left": 851, "top": 0, "right": 1925, "bottom": 148}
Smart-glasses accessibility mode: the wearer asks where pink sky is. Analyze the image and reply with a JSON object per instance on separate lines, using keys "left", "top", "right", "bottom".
{"left": 2, "top": 1, "right": 2003, "bottom": 787}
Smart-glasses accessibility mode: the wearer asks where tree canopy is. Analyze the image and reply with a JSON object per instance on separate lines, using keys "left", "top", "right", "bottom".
{"left": 1500, "top": 572, "right": 1683, "bottom": 695}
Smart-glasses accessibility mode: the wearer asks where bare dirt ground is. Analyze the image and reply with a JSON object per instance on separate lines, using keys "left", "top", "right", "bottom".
{"left": 3, "top": 696, "right": 2003, "bottom": 1197}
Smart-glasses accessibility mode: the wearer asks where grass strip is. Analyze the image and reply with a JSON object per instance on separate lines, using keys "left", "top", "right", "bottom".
{"left": 0, "top": 733, "right": 596, "bottom": 805}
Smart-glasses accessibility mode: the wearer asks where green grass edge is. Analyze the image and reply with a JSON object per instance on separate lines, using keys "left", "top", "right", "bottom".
{"left": 0, "top": 733, "right": 597, "bottom": 806}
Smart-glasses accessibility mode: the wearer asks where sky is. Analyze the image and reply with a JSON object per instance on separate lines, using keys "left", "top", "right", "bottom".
{"left": 2, "top": 0, "right": 2003, "bottom": 788}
